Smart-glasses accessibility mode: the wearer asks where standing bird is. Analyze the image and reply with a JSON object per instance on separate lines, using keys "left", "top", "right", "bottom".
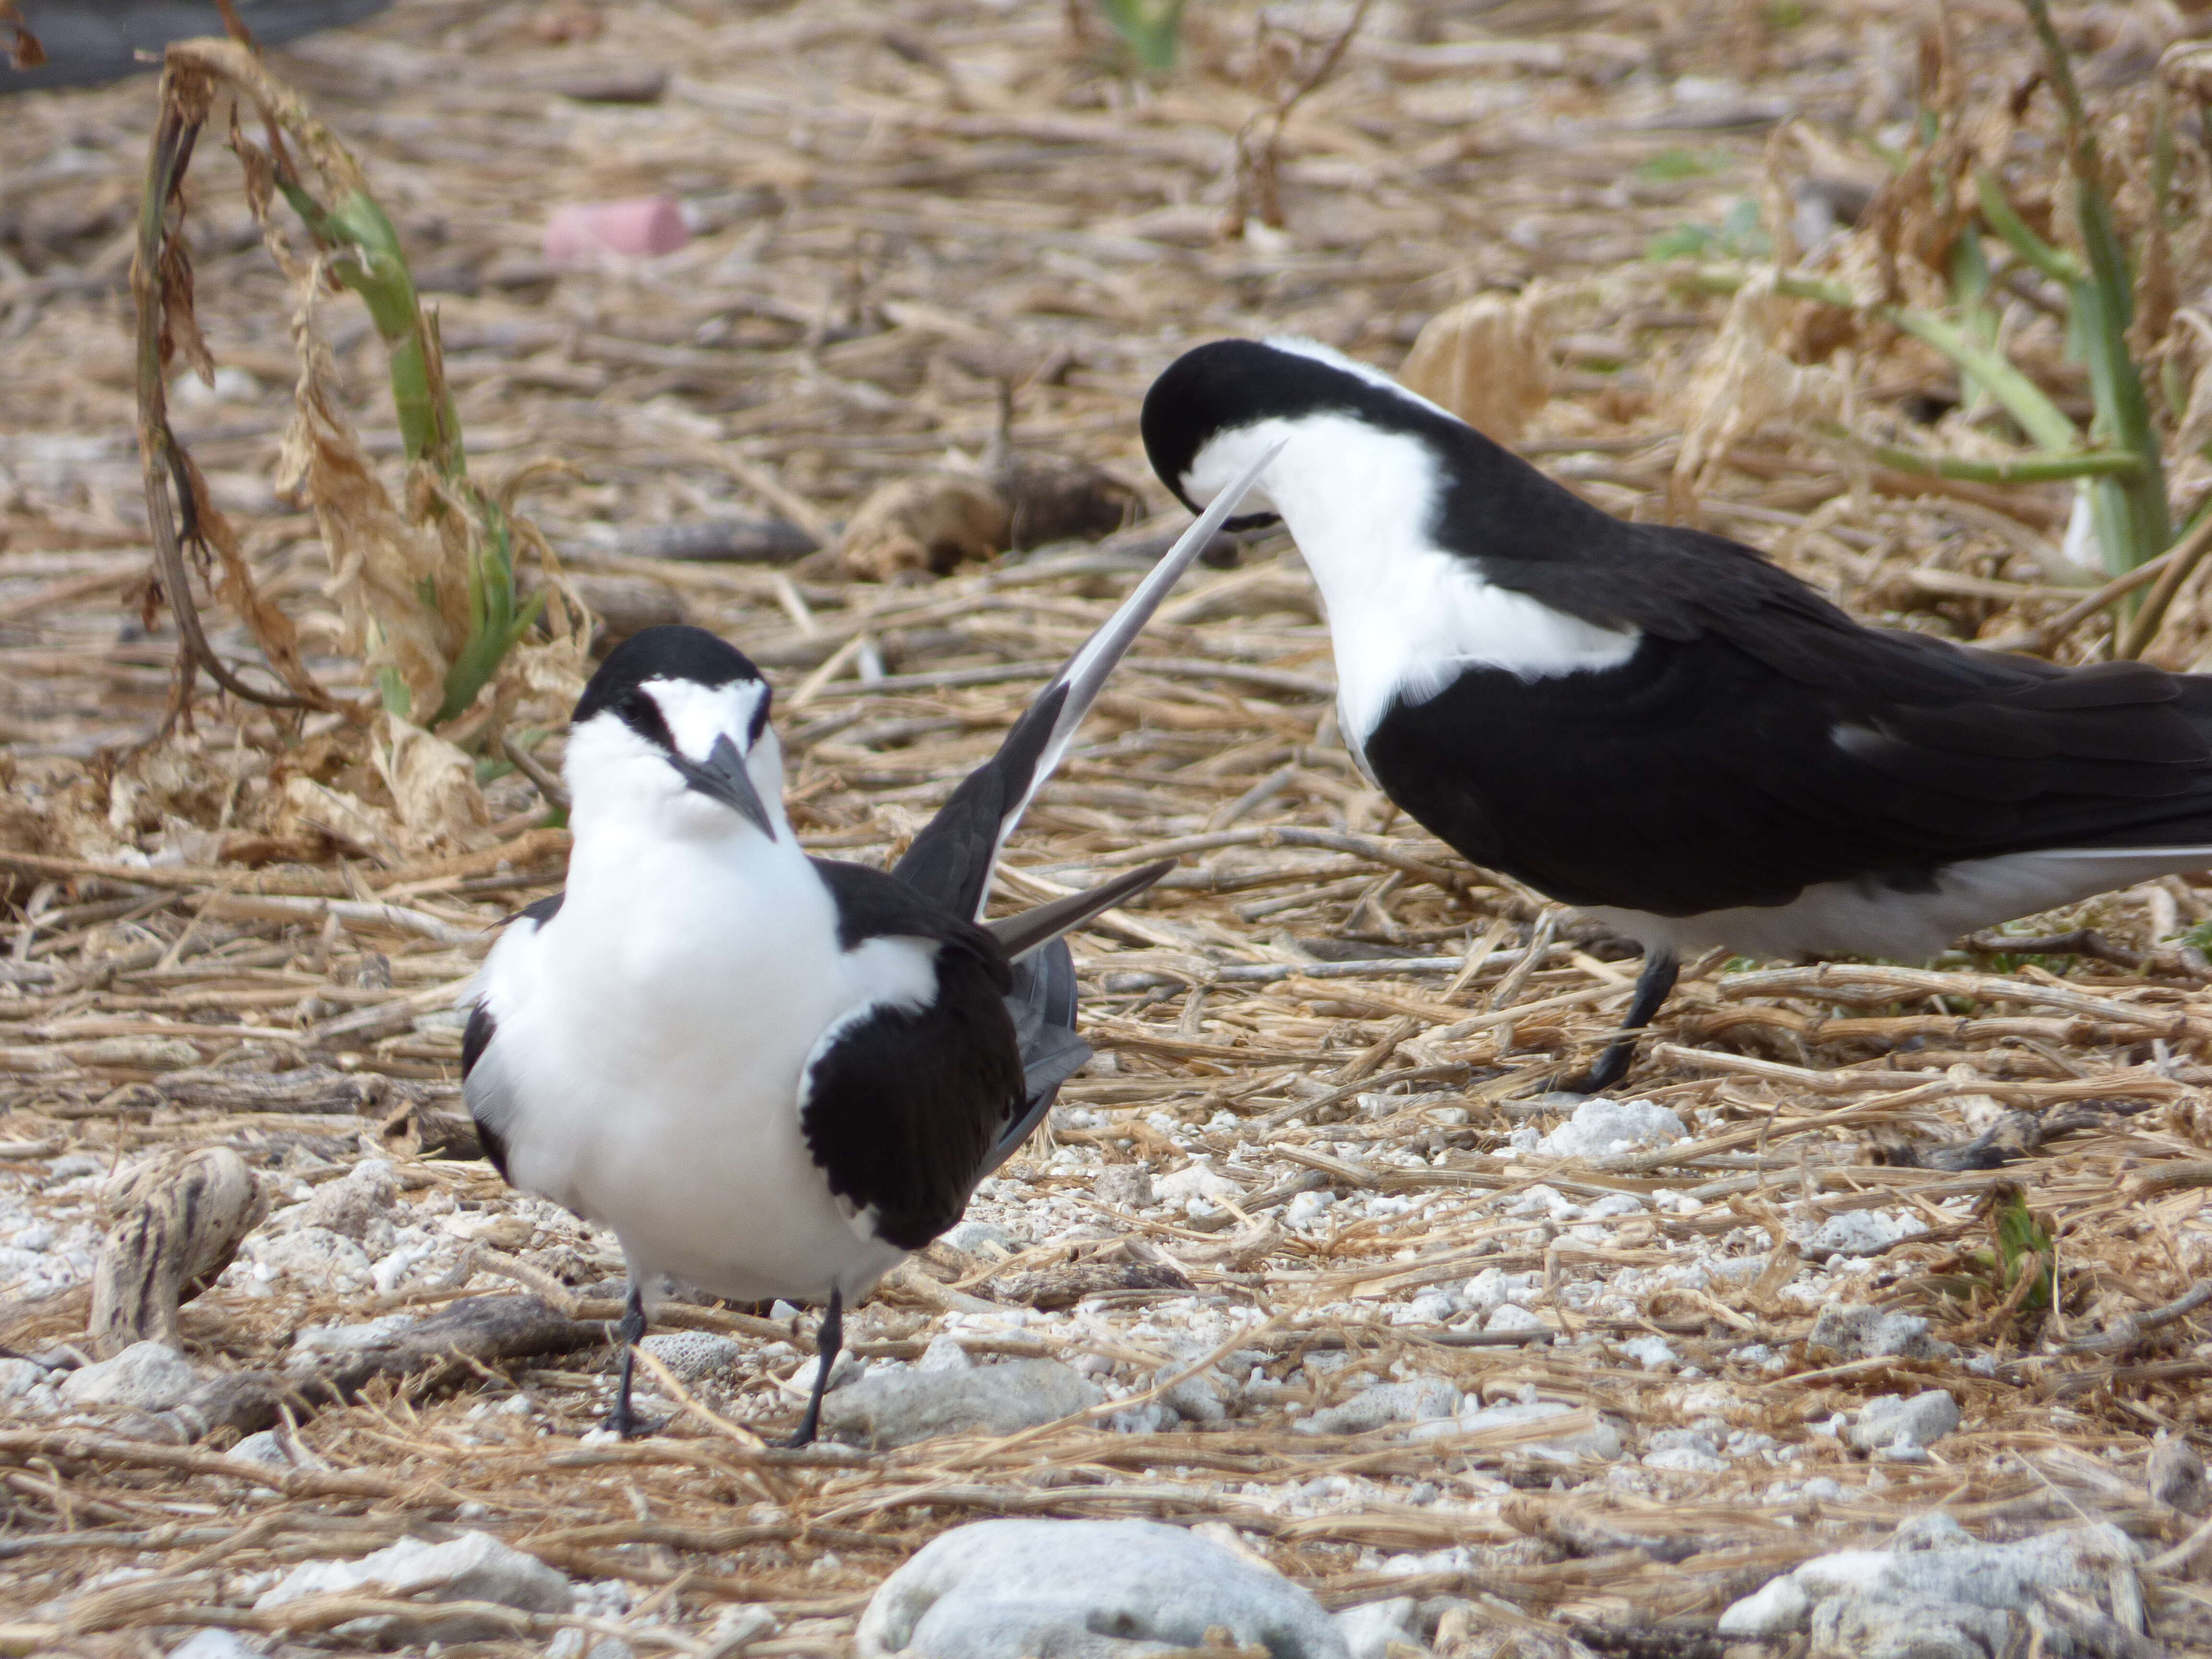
{"left": 1142, "top": 337, "right": 2212, "bottom": 1091}
{"left": 463, "top": 450, "right": 1275, "bottom": 1442}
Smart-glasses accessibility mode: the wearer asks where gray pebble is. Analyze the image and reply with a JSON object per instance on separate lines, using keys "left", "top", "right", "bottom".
{"left": 1847, "top": 1391, "right": 1960, "bottom": 1454}
{"left": 823, "top": 1358, "right": 1100, "bottom": 1449}
{"left": 637, "top": 1331, "right": 743, "bottom": 1383}
{"left": 855, "top": 1518, "right": 1348, "bottom": 1659}
{"left": 60, "top": 1341, "right": 198, "bottom": 1413}
{"left": 1294, "top": 1376, "right": 1456, "bottom": 1436}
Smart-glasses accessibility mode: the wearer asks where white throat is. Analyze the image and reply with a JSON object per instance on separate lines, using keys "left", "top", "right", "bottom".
{"left": 1185, "top": 413, "right": 1641, "bottom": 750}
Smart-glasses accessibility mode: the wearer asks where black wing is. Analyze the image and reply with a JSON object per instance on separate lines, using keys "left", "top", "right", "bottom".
{"left": 801, "top": 859, "right": 1024, "bottom": 1250}
{"left": 1366, "top": 546, "right": 2212, "bottom": 918}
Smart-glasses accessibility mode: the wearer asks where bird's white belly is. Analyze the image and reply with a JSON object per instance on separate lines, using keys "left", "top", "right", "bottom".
{"left": 1587, "top": 846, "right": 2212, "bottom": 962}
{"left": 480, "top": 849, "right": 908, "bottom": 1304}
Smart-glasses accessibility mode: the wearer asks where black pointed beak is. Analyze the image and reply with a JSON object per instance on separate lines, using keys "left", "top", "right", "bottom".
{"left": 672, "top": 734, "right": 777, "bottom": 839}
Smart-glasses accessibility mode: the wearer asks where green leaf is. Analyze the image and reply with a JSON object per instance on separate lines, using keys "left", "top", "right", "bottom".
{"left": 1094, "top": 0, "right": 1184, "bottom": 71}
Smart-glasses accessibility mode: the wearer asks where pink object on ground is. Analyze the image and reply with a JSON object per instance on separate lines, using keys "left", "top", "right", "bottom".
{"left": 543, "top": 197, "right": 690, "bottom": 266}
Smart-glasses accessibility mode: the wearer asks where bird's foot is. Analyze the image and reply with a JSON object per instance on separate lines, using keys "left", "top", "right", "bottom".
{"left": 1558, "top": 1053, "right": 1632, "bottom": 1096}
{"left": 598, "top": 1405, "right": 663, "bottom": 1441}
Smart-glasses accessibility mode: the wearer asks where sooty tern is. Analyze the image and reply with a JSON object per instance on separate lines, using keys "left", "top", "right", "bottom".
{"left": 1142, "top": 337, "right": 2212, "bottom": 1091}
{"left": 463, "top": 448, "right": 1274, "bottom": 1442}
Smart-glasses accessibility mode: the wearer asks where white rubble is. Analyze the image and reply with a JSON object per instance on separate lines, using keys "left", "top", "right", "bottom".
{"left": 1847, "top": 1391, "right": 1960, "bottom": 1454}
{"left": 1807, "top": 1304, "right": 1957, "bottom": 1361}
{"left": 1718, "top": 1521, "right": 2142, "bottom": 1658}
{"left": 1803, "top": 1209, "right": 1924, "bottom": 1257}
{"left": 855, "top": 1518, "right": 1349, "bottom": 1659}
{"left": 1334, "top": 1596, "right": 1420, "bottom": 1659}
{"left": 256, "top": 1530, "right": 573, "bottom": 1644}
{"left": 59, "top": 1341, "right": 198, "bottom": 1413}
{"left": 1537, "top": 1099, "right": 1683, "bottom": 1160}
{"left": 167, "top": 1634, "right": 262, "bottom": 1659}
{"left": 1294, "top": 1375, "right": 1457, "bottom": 1435}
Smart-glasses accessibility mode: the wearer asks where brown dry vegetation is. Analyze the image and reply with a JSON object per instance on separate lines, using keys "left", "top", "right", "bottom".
{"left": 6, "top": 0, "right": 2212, "bottom": 1654}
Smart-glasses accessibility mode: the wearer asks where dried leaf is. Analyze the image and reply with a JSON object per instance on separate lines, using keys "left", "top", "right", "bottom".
{"left": 279, "top": 774, "right": 405, "bottom": 865}
{"left": 0, "top": 0, "right": 46, "bottom": 69}
{"left": 1399, "top": 284, "right": 1558, "bottom": 443}
{"left": 376, "top": 712, "right": 491, "bottom": 849}
{"left": 1671, "top": 276, "right": 1845, "bottom": 513}
{"left": 836, "top": 472, "right": 1010, "bottom": 581}
{"left": 277, "top": 300, "right": 461, "bottom": 723}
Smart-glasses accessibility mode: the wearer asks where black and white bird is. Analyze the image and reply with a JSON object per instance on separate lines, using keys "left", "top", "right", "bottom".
{"left": 1143, "top": 337, "right": 2212, "bottom": 1090}
{"left": 462, "top": 449, "right": 1275, "bottom": 1442}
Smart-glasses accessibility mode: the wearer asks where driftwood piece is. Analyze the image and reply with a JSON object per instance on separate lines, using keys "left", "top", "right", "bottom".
{"left": 87, "top": 1149, "right": 267, "bottom": 1358}
{"left": 378, "top": 1097, "right": 485, "bottom": 1162}
{"left": 291, "top": 1294, "right": 604, "bottom": 1401}
{"left": 121, "top": 1370, "right": 289, "bottom": 1446}
{"left": 157, "top": 1064, "right": 395, "bottom": 1115}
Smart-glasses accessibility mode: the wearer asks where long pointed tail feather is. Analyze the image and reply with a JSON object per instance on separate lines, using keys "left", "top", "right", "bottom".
{"left": 894, "top": 442, "right": 1283, "bottom": 918}
{"left": 983, "top": 858, "right": 1177, "bottom": 961}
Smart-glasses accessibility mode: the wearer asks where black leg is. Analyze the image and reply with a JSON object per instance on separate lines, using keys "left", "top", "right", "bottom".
{"left": 785, "top": 1286, "right": 843, "bottom": 1449}
{"left": 1562, "top": 948, "right": 1679, "bottom": 1095}
{"left": 602, "top": 1281, "right": 650, "bottom": 1439}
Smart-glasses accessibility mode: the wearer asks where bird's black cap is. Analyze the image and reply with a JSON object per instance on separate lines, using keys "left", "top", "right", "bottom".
{"left": 1141, "top": 338, "right": 1439, "bottom": 527}
{"left": 573, "top": 624, "right": 770, "bottom": 747}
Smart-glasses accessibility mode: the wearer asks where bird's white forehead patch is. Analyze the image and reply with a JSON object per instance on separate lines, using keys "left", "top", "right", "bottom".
{"left": 639, "top": 676, "right": 769, "bottom": 760}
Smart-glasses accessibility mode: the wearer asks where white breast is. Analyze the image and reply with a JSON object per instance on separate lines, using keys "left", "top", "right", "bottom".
{"left": 1190, "top": 413, "right": 1641, "bottom": 751}
{"left": 469, "top": 824, "right": 910, "bottom": 1303}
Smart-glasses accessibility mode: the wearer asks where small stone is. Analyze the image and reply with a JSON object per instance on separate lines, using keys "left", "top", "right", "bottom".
{"left": 637, "top": 1331, "right": 743, "bottom": 1384}
{"left": 1718, "top": 1520, "right": 2141, "bottom": 1656}
{"left": 706, "top": 1605, "right": 779, "bottom": 1652}
{"left": 1807, "top": 1304, "right": 1957, "bottom": 1361}
{"left": 544, "top": 197, "right": 689, "bottom": 267}
{"left": 1458, "top": 1268, "right": 1531, "bottom": 1315}
{"left": 1809, "top": 1591, "right": 2012, "bottom": 1659}
{"left": 167, "top": 1634, "right": 262, "bottom": 1659}
{"left": 1334, "top": 1596, "right": 1419, "bottom": 1659}
{"left": 1157, "top": 1368, "right": 1228, "bottom": 1424}
{"left": 1805, "top": 1210, "right": 1924, "bottom": 1258}
{"left": 1092, "top": 1166, "right": 1155, "bottom": 1209}
{"left": 1293, "top": 1376, "right": 1457, "bottom": 1436}
{"left": 942, "top": 1219, "right": 1020, "bottom": 1258}
{"left": 227, "top": 1430, "right": 306, "bottom": 1471}
{"left": 1619, "top": 1334, "right": 1677, "bottom": 1370}
{"left": 1537, "top": 1099, "right": 1683, "bottom": 1160}
{"left": 60, "top": 1341, "right": 198, "bottom": 1413}
{"left": 1644, "top": 1443, "right": 1729, "bottom": 1473}
{"left": 0, "top": 1358, "right": 46, "bottom": 1399}
{"left": 1483, "top": 1303, "right": 1550, "bottom": 1337}
{"left": 252, "top": 1227, "right": 375, "bottom": 1293}
{"left": 256, "top": 1530, "right": 572, "bottom": 1644}
{"left": 917, "top": 1335, "right": 974, "bottom": 1373}
{"left": 1717, "top": 1574, "right": 1810, "bottom": 1637}
{"left": 1848, "top": 1391, "right": 1960, "bottom": 1454}
{"left": 1155, "top": 1158, "right": 1242, "bottom": 1204}
{"left": 821, "top": 1358, "right": 1100, "bottom": 1450}
{"left": 854, "top": 1518, "right": 1349, "bottom": 1659}
{"left": 290, "top": 1160, "right": 398, "bottom": 1244}
{"left": 2150, "top": 1434, "right": 2210, "bottom": 1515}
